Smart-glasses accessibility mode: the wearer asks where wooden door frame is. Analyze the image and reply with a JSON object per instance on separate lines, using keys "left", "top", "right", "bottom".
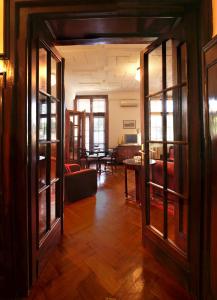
{"left": 2, "top": 0, "right": 206, "bottom": 297}
{"left": 202, "top": 35, "right": 217, "bottom": 300}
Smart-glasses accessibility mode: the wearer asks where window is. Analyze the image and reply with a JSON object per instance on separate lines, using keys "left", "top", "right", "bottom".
{"left": 75, "top": 95, "right": 108, "bottom": 151}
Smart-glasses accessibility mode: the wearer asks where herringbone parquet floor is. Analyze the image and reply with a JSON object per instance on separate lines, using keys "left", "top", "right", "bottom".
{"left": 27, "top": 166, "right": 192, "bottom": 300}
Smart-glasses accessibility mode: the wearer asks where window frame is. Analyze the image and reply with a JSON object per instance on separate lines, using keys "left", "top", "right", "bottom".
{"left": 74, "top": 95, "right": 109, "bottom": 152}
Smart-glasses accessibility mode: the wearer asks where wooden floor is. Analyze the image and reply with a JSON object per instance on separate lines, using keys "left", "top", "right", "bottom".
{"left": 27, "top": 166, "right": 191, "bottom": 300}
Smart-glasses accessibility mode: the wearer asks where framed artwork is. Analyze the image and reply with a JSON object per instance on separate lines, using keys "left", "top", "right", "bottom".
{"left": 0, "top": 0, "right": 9, "bottom": 59}
{"left": 123, "top": 120, "right": 136, "bottom": 129}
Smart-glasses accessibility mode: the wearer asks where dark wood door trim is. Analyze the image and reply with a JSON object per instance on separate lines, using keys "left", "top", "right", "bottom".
{"left": 3, "top": 0, "right": 200, "bottom": 297}
{"left": 202, "top": 35, "right": 217, "bottom": 300}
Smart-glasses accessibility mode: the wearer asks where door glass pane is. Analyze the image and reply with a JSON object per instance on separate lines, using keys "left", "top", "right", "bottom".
{"left": 148, "top": 45, "right": 162, "bottom": 94}
{"left": 167, "top": 193, "right": 188, "bottom": 253}
{"left": 172, "top": 86, "right": 188, "bottom": 141}
{"left": 167, "top": 144, "right": 188, "bottom": 195}
{"left": 74, "top": 115, "right": 78, "bottom": 125}
{"left": 180, "top": 43, "right": 187, "bottom": 83}
{"left": 149, "top": 143, "right": 164, "bottom": 186}
{"left": 85, "top": 116, "right": 89, "bottom": 151}
{"left": 50, "top": 143, "right": 57, "bottom": 181}
{"left": 50, "top": 183, "right": 56, "bottom": 224}
{"left": 39, "top": 48, "right": 47, "bottom": 92}
{"left": 51, "top": 56, "right": 57, "bottom": 97}
{"left": 93, "top": 98, "right": 106, "bottom": 112}
{"left": 77, "top": 99, "right": 90, "bottom": 112}
{"left": 51, "top": 117, "right": 57, "bottom": 140}
{"left": 39, "top": 118, "right": 47, "bottom": 141}
{"left": 149, "top": 184, "right": 164, "bottom": 235}
{"left": 166, "top": 40, "right": 177, "bottom": 88}
{"left": 167, "top": 97, "right": 174, "bottom": 141}
{"left": 149, "top": 96, "right": 163, "bottom": 141}
{"left": 38, "top": 144, "right": 47, "bottom": 189}
{"left": 39, "top": 93, "right": 47, "bottom": 114}
{"left": 39, "top": 94, "right": 47, "bottom": 141}
{"left": 39, "top": 190, "right": 47, "bottom": 239}
{"left": 94, "top": 117, "right": 105, "bottom": 150}
{"left": 51, "top": 100, "right": 57, "bottom": 114}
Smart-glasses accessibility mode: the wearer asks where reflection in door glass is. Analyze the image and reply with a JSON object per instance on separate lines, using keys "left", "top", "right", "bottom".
{"left": 148, "top": 45, "right": 162, "bottom": 94}
{"left": 149, "top": 97, "right": 163, "bottom": 141}
{"left": 39, "top": 190, "right": 47, "bottom": 239}
{"left": 51, "top": 56, "right": 57, "bottom": 97}
{"left": 166, "top": 40, "right": 177, "bottom": 88}
{"left": 50, "top": 183, "right": 56, "bottom": 225}
{"left": 39, "top": 48, "right": 47, "bottom": 92}
{"left": 167, "top": 192, "right": 188, "bottom": 253}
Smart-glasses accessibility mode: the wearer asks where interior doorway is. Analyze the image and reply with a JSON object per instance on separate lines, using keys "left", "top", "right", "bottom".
{"left": 7, "top": 3, "right": 203, "bottom": 298}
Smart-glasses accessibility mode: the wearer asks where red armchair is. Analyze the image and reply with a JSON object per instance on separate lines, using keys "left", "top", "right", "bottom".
{"left": 64, "top": 164, "right": 97, "bottom": 202}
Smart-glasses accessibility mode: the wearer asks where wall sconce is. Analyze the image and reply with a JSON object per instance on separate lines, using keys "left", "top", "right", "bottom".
{"left": 51, "top": 73, "right": 56, "bottom": 86}
{"left": 135, "top": 67, "right": 140, "bottom": 81}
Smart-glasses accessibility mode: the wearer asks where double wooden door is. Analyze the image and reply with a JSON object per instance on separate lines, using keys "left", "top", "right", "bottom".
{"left": 29, "top": 20, "right": 64, "bottom": 284}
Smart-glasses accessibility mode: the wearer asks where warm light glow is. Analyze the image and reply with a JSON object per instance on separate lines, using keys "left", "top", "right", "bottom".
{"left": 0, "top": 60, "right": 6, "bottom": 72}
{"left": 209, "top": 98, "right": 217, "bottom": 113}
{"left": 213, "top": 0, "right": 217, "bottom": 37}
{"left": 0, "top": 0, "right": 4, "bottom": 54}
{"left": 135, "top": 67, "right": 140, "bottom": 81}
{"left": 51, "top": 73, "right": 56, "bottom": 86}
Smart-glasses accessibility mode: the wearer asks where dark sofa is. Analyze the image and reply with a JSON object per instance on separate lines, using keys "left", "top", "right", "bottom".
{"left": 64, "top": 164, "right": 97, "bottom": 202}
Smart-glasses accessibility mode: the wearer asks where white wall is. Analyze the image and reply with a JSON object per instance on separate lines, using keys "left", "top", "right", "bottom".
{"left": 108, "top": 91, "right": 140, "bottom": 147}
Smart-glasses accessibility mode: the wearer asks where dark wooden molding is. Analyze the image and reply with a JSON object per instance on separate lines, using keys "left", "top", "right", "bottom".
{"left": 202, "top": 35, "right": 217, "bottom": 300}
{"left": 55, "top": 37, "right": 156, "bottom": 45}
{"left": 0, "top": 0, "right": 206, "bottom": 297}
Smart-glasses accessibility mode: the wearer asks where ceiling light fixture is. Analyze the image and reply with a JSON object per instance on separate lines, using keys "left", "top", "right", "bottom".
{"left": 135, "top": 67, "right": 140, "bottom": 81}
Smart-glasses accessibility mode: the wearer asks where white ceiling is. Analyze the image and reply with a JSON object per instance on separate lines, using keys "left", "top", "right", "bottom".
{"left": 56, "top": 44, "right": 148, "bottom": 95}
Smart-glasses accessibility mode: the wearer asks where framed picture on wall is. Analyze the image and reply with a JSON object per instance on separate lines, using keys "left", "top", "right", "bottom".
{"left": 123, "top": 120, "right": 136, "bottom": 129}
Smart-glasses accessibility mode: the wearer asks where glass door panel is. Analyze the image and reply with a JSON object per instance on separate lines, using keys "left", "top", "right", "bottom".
{"left": 39, "top": 93, "right": 47, "bottom": 141}
{"left": 38, "top": 190, "right": 47, "bottom": 239}
{"left": 149, "top": 184, "right": 164, "bottom": 235}
{"left": 50, "top": 183, "right": 57, "bottom": 225}
{"left": 166, "top": 40, "right": 177, "bottom": 88}
{"left": 38, "top": 143, "right": 47, "bottom": 189}
{"left": 37, "top": 43, "right": 62, "bottom": 246}
{"left": 148, "top": 45, "right": 162, "bottom": 94}
{"left": 94, "top": 116, "right": 105, "bottom": 150}
{"left": 167, "top": 192, "right": 188, "bottom": 253}
{"left": 143, "top": 39, "right": 189, "bottom": 255}
{"left": 149, "top": 97, "right": 163, "bottom": 141}
{"left": 51, "top": 56, "right": 57, "bottom": 97}
{"left": 51, "top": 117, "right": 57, "bottom": 140}
{"left": 166, "top": 97, "right": 174, "bottom": 141}
{"left": 39, "top": 48, "right": 47, "bottom": 92}
{"left": 85, "top": 116, "right": 90, "bottom": 151}
{"left": 50, "top": 143, "right": 57, "bottom": 181}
